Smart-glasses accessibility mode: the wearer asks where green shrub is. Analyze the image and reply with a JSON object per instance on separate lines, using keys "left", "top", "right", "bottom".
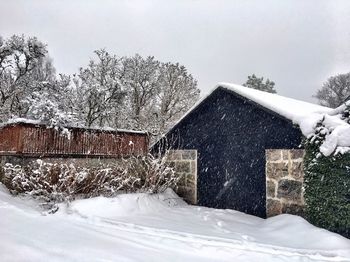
{"left": 304, "top": 131, "right": 350, "bottom": 238}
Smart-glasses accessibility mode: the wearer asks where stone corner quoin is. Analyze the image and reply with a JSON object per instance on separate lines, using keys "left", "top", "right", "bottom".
{"left": 166, "top": 150, "right": 197, "bottom": 205}
{"left": 265, "top": 149, "right": 305, "bottom": 218}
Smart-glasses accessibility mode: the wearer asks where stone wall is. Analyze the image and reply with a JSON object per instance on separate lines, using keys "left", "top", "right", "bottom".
{"left": 166, "top": 150, "right": 197, "bottom": 205}
{"left": 0, "top": 155, "right": 126, "bottom": 187}
{"left": 265, "top": 149, "right": 305, "bottom": 217}
{"left": 0, "top": 155, "right": 121, "bottom": 168}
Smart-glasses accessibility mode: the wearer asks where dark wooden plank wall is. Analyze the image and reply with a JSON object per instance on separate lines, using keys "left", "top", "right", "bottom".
{"left": 0, "top": 126, "right": 21, "bottom": 154}
{"left": 0, "top": 124, "right": 148, "bottom": 157}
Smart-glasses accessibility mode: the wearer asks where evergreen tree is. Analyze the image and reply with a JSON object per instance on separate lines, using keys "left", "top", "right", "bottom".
{"left": 243, "top": 74, "right": 276, "bottom": 93}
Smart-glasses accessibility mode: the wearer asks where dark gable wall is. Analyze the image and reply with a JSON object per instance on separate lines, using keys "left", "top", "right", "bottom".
{"left": 155, "top": 87, "right": 302, "bottom": 218}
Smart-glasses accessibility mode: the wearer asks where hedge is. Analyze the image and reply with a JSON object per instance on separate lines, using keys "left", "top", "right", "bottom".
{"left": 304, "top": 139, "right": 350, "bottom": 238}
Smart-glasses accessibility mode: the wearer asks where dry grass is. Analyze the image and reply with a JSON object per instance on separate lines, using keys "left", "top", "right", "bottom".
{"left": 0, "top": 153, "right": 178, "bottom": 207}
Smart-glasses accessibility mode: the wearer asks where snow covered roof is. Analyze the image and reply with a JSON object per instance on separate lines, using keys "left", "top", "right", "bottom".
{"left": 168, "top": 83, "right": 350, "bottom": 156}
{"left": 218, "top": 83, "right": 332, "bottom": 122}
{"left": 0, "top": 118, "right": 148, "bottom": 135}
{"left": 218, "top": 84, "right": 350, "bottom": 156}
{"left": 169, "top": 83, "right": 331, "bottom": 134}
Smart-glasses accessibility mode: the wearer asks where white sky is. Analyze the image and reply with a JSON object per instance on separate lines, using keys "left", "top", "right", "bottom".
{"left": 1, "top": 0, "right": 350, "bottom": 102}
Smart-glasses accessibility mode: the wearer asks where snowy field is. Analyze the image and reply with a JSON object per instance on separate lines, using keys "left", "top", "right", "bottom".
{"left": 1, "top": 185, "right": 349, "bottom": 262}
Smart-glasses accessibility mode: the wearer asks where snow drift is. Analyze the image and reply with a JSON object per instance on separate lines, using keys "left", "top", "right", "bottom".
{"left": 0, "top": 184, "right": 349, "bottom": 261}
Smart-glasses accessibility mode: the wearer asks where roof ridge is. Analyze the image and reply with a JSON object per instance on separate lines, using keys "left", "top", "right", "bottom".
{"left": 218, "top": 82, "right": 330, "bottom": 110}
{"left": 217, "top": 83, "right": 332, "bottom": 122}
{"left": 159, "top": 83, "right": 332, "bottom": 139}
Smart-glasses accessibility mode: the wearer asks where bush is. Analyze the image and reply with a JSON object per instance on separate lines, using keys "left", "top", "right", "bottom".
{"left": 0, "top": 153, "right": 178, "bottom": 210}
{"left": 303, "top": 122, "right": 350, "bottom": 238}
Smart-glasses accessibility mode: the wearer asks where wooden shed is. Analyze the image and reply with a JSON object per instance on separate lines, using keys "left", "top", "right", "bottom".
{"left": 0, "top": 121, "right": 149, "bottom": 158}
{"left": 153, "top": 83, "right": 330, "bottom": 218}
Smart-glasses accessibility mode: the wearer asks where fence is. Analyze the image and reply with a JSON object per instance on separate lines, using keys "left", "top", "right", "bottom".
{"left": 0, "top": 122, "right": 148, "bottom": 158}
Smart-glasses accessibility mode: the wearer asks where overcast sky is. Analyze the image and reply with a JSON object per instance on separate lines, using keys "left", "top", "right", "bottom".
{"left": 1, "top": 0, "right": 350, "bottom": 102}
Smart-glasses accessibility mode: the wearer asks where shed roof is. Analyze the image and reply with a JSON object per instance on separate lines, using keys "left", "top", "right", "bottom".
{"left": 218, "top": 83, "right": 332, "bottom": 121}
{"left": 215, "top": 84, "right": 350, "bottom": 157}
{"left": 173, "top": 83, "right": 331, "bottom": 129}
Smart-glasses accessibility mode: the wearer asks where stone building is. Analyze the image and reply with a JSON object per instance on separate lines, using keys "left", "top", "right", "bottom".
{"left": 153, "top": 83, "right": 330, "bottom": 218}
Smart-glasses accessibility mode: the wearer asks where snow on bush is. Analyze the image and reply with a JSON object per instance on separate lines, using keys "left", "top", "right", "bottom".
{"left": 302, "top": 102, "right": 350, "bottom": 238}
{"left": 297, "top": 101, "right": 350, "bottom": 157}
{"left": 0, "top": 153, "right": 178, "bottom": 211}
{"left": 217, "top": 83, "right": 349, "bottom": 157}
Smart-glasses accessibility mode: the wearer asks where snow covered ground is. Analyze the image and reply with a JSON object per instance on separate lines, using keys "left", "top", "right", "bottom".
{"left": 1, "top": 185, "right": 349, "bottom": 262}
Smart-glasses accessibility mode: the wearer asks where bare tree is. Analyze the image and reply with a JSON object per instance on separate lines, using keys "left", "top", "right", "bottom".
{"left": 156, "top": 62, "right": 199, "bottom": 134}
{"left": 0, "top": 34, "right": 76, "bottom": 127}
{"left": 314, "top": 73, "right": 350, "bottom": 108}
{"left": 121, "top": 54, "right": 161, "bottom": 129}
{"left": 0, "top": 35, "right": 201, "bottom": 135}
{"left": 0, "top": 35, "right": 48, "bottom": 119}
{"left": 73, "top": 49, "right": 126, "bottom": 127}
{"left": 67, "top": 50, "right": 201, "bottom": 134}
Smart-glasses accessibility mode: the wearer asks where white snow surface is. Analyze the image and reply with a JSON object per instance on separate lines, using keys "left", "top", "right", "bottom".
{"left": 3, "top": 117, "right": 42, "bottom": 126}
{"left": 1, "top": 118, "right": 147, "bottom": 134}
{"left": 295, "top": 102, "right": 350, "bottom": 156}
{"left": 1, "top": 184, "right": 349, "bottom": 262}
{"left": 312, "top": 116, "right": 350, "bottom": 156}
{"left": 218, "top": 83, "right": 332, "bottom": 121}
{"left": 219, "top": 83, "right": 350, "bottom": 156}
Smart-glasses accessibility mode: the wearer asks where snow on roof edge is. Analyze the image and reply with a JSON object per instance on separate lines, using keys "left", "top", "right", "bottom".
{"left": 218, "top": 82, "right": 332, "bottom": 122}
{"left": 162, "top": 83, "right": 331, "bottom": 137}
{"left": 156, "top": 82, "right": 350, "bottom": 156}
{"left": 327, "top": 100, "right": 350, "bottom": 116}
{"left": 0, "top": 118, "right": 148, "bottom": 135}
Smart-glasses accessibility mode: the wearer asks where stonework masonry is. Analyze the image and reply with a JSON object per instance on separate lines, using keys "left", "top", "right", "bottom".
{"left": 166, "top": 150, "right": 197, "bottom": 205}
{"left": 265, "top": 149, "right": 305, "bottom": 217}
{"left": 0, "top": 155, "right": 121, "bottom": 168}
{"left": 0, "top": 151, "right": 198, "bottom": 205}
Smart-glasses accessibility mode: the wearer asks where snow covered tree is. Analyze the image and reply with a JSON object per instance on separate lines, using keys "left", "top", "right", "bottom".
{"left": 156, "top": 62, "right": 199, "bottom": 134}
{"left": 314, "top": 72, "right": 350, "bottom": 108}
{"left": 25, "top": 74, "right": 80, "bottom": 127}
{"left": 120, "top": 57, "right": 200, "bottom": 135}
{"left": 75, "top": 51, "right": 200, "bottom": 135}
{"left": 73, "top": 49, "right": 126, "bottom": 128}
{"left": 0, "top": 34, "right": 77, "bottom": 127}
{"left": 121, "top": 54, "right": 161, "bottom": 130}
{"left": 0, "top": 35, "right": 200, "bottom": 134}
{"left": 0, "top": 35, "right": 48, "bottom": 120}
{"left": 243, "top": 74, "right": 276, "bottom": 93}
